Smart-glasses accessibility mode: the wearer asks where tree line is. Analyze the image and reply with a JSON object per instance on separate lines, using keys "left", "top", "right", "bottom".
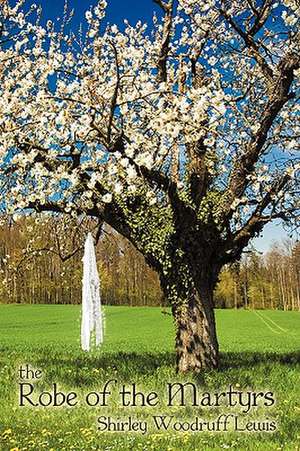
{"left": 0, "top": 215, "right": 298, "bottom": 310}
{"left": 215, "top": 241, "right": 300, "bottom": 311}
{"left": 0, "top": 215, "right": 160, "bottom": 307}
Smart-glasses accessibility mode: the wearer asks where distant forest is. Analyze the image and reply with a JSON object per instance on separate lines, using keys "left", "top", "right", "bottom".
{"left": 0, "top": 215, "right": 299, "bottom": 310}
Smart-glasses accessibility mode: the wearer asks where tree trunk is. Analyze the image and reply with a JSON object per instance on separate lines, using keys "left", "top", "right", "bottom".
{"left": 162, "top": 270, "right": 219, "bottom": 373}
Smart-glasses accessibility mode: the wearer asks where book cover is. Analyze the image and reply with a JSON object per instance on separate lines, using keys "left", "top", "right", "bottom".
{"left": 0, "top": 1, "right": 299, "bottom": 450}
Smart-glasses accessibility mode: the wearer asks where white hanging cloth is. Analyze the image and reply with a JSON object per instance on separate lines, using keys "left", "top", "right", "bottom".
{"left": 81, "top": 232, "right": 104, "bottom": 351}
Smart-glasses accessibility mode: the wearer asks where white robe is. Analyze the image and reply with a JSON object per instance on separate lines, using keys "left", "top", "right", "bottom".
{"left": 81, "top": 233, "right": 104, "bottom": 351}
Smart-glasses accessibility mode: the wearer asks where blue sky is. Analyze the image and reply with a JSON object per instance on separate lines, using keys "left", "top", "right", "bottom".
{"left": 36, "top": 0, "right": 291, "bottom": 253}
{"left": 252, "top": 221, "right": 291, "bottom": 253}
{"left": 39, "top": 0, "right": 159, "bottom": 29}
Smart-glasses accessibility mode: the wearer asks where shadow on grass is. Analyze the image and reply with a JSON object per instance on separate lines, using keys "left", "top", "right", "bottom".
{"left": 30, "top": 349, "right": 300, "bottom": 386}
{"left": 35, "top": 351, "right": 176, "bottom": 385}
{"left": 220, "top": 350, "right": 300, "bottom": 370}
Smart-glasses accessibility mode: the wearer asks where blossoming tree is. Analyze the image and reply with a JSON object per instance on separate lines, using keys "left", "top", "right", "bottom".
{"left": 0, "top": 0, "right": 299, "bottom": 372}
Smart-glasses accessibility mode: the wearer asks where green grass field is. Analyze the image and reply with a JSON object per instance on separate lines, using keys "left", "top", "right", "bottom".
{"left": 0, "top": 305, "right": 299, "bottom": 451}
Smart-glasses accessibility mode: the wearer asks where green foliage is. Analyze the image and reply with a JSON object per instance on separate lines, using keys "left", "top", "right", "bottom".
{"left": 215, "top": 268, "right": 236, "bottom": 308}
{"left": 197, "top": 190, "right": 224, "bottom": 227}
{"left": 116, "top": 194, "right": 175, "bottom": 269}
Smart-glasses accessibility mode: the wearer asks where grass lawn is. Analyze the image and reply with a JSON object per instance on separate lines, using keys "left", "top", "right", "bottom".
{"left": 0, "top": 305, "right": 299, "bottom": 450}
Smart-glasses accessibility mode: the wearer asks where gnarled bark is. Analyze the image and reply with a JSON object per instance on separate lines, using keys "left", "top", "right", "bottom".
{"left": 173, "top": 285, "right": 219, "bottom": 373}
{"left": 161, "top": 265, "right": 219, "bottom": 373}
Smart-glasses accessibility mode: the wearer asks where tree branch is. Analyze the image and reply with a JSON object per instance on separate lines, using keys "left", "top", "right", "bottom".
{"left": 220, "top": 6, "right": 274, "bottom": 81}
{"left": 248, "top": 0, "right": 273, "bottom": 36}
{"left": 154, "top": 0, "right": 174, "bottom": 83}
{"left": 224, "top": 53, "right": 299, "bottom": 216}
{"left": 220, "top": 172, "right": 294, "bottom": 263}
{"left": 107, "top": 40, "right": 121, "bottom": 143}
